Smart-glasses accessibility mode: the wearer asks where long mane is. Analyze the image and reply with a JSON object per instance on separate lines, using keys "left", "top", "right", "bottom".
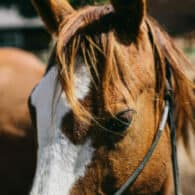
{"left": 146, "top": 17, "right": 195, "bottom": 150}
{"left": 55, "top": 4, "right": 194, "bottom": 147}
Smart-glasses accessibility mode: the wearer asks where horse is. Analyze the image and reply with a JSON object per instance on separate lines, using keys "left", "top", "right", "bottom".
{"left": 29, "top": 0, "right": 195, "bottom": 195}
{"left": 0, "top": 48, "right": 45, "bottom": 195}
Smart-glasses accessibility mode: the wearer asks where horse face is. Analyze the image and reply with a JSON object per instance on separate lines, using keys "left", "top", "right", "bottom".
{"left": 58, "top": 36, "right": 171, "bottom": 195}
{"left": 30, "top": 35, "right": 171, "bottom": 195}
{"left": 30, "top": 1, "right": 176, "bottom": 194}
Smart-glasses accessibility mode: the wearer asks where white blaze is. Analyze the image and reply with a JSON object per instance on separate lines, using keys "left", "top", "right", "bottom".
{"left": 30, "top": 65, "right": 94, "bottom": 195}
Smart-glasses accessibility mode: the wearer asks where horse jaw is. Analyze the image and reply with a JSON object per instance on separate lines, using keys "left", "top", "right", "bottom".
{"left": 30, "top": 63, "right": 94, "bottom": 195}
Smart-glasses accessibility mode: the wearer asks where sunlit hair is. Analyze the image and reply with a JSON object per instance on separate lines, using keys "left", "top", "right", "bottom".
{"left": 56, "top": 31, "right": 142, "bottom": 124}
{"left": 147, "top": 17, "right": 195, "bottom": 150}
{"left": 55, "top": 5, "right": 194, "bottom": 149}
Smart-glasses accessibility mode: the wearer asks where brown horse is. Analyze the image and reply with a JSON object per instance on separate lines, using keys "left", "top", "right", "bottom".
{"left": 0, "top": 48, "right": 45, "bottom": 195}
{"left": 30, "top": 0, "right": 194, "bottom": 195}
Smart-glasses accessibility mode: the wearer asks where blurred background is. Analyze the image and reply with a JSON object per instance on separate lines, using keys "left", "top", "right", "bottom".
{"left": 0, "top": 1, "right": 194, "bottom": 195}
{"left": 0, "top": 0, "right": 195, "bottom": 63}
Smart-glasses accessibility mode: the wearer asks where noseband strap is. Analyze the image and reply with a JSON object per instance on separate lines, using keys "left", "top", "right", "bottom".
{"left": 114, "top": 64, "right": 180, "bottom": 195}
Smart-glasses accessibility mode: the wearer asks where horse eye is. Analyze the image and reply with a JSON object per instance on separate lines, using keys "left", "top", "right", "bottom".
{"left": 105, "top": 109, "right": 135, "bottom": 133}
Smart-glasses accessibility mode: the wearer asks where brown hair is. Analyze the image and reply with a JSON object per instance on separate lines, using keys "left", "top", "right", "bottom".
{"left": 146, "top": 17, "right": 195, "bottom": 149}
{"left": 55, "top": 4, "right": 194, "bottom": 148}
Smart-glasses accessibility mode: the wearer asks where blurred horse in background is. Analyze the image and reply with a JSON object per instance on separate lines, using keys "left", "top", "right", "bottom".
{"left": 0, "top": 48, "right": 44, "bottom": 195}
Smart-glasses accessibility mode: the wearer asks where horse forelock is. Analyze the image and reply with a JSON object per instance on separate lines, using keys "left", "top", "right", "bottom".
{"left": 55, "top": 5, "right": 156, "bottom": 125}
{"left": 54, "top": 3, "right": 194, "bottom": 149}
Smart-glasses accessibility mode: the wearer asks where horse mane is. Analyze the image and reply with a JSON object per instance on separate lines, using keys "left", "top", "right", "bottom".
{"left": 55, "top": 4, "right": 195, "bottom": 146}
{"left": 146, "top": 17, "right": 195, "bottom": 150}
{"left": 56, "top": 5, "right": 152, "bottom": 124}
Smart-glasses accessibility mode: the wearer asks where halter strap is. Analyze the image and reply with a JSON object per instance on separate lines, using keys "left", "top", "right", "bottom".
{"left": 166, "top": 63, "right": 180, "bottom": 195}
{"left": 114, "top": 96, "right": 170, "bottom": 195}
{"left": 114, "top": 64, "right": 180, "bottom": 195}
{"left": 114, "top": 102, "right": 170, "bottom": 195}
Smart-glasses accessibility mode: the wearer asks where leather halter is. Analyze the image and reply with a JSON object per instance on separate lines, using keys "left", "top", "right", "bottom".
{"left": 114, "top": 64, "right": 180, "bottom": 195}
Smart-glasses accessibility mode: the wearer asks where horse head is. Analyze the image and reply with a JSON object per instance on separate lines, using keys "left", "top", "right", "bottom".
{"left": 30, "top": 0, "right": 195, "bottom": 194}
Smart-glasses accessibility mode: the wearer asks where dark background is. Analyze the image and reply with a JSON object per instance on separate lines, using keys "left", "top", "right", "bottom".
{"left": 0, "top": 0, "right": 195, "bottom": 61}
{"left": 0, "top": 0, "right": 195, "bottom": 34}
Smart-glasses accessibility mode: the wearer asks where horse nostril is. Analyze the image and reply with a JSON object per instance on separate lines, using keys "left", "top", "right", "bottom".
{"left": 105, "top": 109, "right": 136, "bottom": 133}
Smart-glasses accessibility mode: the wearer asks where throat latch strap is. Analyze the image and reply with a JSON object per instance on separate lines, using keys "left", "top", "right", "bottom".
{"left": 114, "top": 64, "right": 180, "bottom": 195}
{"left": 166, "top": 64, "right": 180, "bottom": 195}
{"left": 114, "top": 100, "right": 170, "bottom": 195}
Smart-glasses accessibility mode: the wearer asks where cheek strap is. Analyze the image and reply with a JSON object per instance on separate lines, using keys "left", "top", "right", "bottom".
{"left": 114, "top": 64, "right": 180, "bottom": 195}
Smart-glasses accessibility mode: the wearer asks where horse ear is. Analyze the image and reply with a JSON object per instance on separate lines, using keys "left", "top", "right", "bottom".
{"left": 110, "top": 0, "right": 146, "bottom": 34}
{"left": 32, "top": 0, "right": 74, "bottom": 35}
